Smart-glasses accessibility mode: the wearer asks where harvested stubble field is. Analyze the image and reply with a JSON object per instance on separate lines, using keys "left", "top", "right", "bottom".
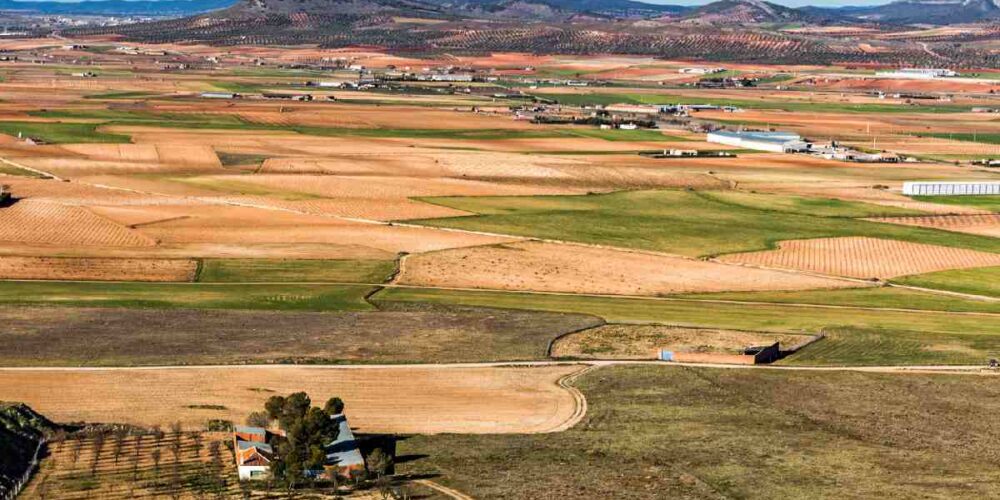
{"left": 0, "top": 365, "right": 582, "bottom": 433}
{"left": 0, "top": 256, "right": 196, "bottom": 281}
{"left": 400, "top": 365, "right": 1000, "bottom": 499}
{"left": 0, "top": 201, "right": 155, "bottom": 247}
{"left": 21, "top": 431, "right": 242, "bottom": 500}
{"left": 550, "top": 324, "right": 808, "bottom": 359}
{"left": 0, "top": 305, "right": 600, "bottom": 366}
{"left": 399, "top": 241, "right": 861, "bottom": 296}
{"left": 721, "top": 236, "right": 1000, "bottom": 279}
{"left": 867, "top": 214, "right": 1000, "bottom": 238}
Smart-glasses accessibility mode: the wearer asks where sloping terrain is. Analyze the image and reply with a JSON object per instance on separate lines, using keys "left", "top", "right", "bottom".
{"left": 0, "top": 403, "right": 56, "bottom": 498}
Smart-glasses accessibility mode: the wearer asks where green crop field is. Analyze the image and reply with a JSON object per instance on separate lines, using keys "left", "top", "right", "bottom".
{"left": 679, "top": 286, "right": 1000, "bottom": 314}
{"left": 786, "top": 326, "right": 1000, "bottom": 366}
{"left": 893, "top": 266, "right": 1000, "bottom": 299}
{"left": 197, "top": 259, "right": 396, "bottom": 283}
{"left": 25, "top": 109, "right": 684, "bottom": 143}
{"left": 911, "top": 195, "right": 1000, "bottom": 213}
{"left": 534, "top": 91, "right": 972, "bottom": 113}
{"left": 400, "top": 365, "right": 1000, "bottom": 499}
{"left": 915, "top": 132, "right": 1000, "bottom": 145}
{"left": 0, "top": 121, "right": 131, "bottom": 144}
{"left": 0, "top": 282, "right": 378, "bottom": 311}
{"left": 375, "top": 287, "right": 1000, "bottom": 365}
{"left": 411, "top": 190, "right": 1000, "bottom": 257}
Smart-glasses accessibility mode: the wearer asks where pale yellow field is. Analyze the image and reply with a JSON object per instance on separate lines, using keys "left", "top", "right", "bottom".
{"left": 0, "top": 365, "right": 582, "bottom": 434}
{"left": 399, "top": 241, "right": 862, "bottom": 295}
{"left": 721, "top": 237, "right": 1000, "bottom": 279}
{"left": 0, "top": 256, "right": 196, "bottom": 281}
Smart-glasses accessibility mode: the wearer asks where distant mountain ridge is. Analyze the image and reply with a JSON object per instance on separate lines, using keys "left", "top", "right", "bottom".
{"left": 4, "top": 0, "right": 998, "bottom": 24}
{"left": 0, "top": 0, "right": 237, "bottom": 16}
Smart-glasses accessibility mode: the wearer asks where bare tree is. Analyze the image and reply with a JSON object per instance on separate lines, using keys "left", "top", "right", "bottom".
{"left": 91, "top": 432, "right": 106, "bottom": 475}
{"left": 151, "top": 448, "right": 163, "bottom": 477}
{"left": 113, "top": 428, "right": 128, "bottom": 464}
{"left": 70, "top": 434, "right": 84, "bottom": 466}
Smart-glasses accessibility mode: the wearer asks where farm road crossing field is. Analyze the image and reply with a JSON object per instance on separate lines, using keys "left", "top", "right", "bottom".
{"left": 0, "top": 365, "right": 582, "bottom": 434}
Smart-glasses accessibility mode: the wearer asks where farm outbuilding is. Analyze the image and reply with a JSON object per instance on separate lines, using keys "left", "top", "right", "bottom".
{"left": 707, "top": 131, "right": 811, "bottom": 153}
{"left": 902, "top": 181, "right": 1000, "bottom": 196}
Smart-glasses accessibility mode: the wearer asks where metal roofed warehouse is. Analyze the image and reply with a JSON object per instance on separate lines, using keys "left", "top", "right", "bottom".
{"left": 707, "top": 130, "right": 812, "bottom": 153}
{"left": 903, "top": 181, "right": 1000, "bottom": 196}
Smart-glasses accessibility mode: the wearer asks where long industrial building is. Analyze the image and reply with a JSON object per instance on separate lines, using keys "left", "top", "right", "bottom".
{"left": 902, "top": 181, "right": 1000, "bottom": 196}
{"left": 706, "top": 130, "right": 811, "bottom": 153}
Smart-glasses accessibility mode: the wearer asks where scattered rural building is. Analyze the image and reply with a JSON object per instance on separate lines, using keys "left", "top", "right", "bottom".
{"left": 707, "top": 130, "right": 811, "bottom": 153}
{"left": 679, "top": 67, "right": 725, "bottom": 75}
{"left": 875, "top": 68, "right": 958, "bottom": 79}
{"left": 233, "top": 426, "right": 274, "bottom": 480}
{"left": 604, "top": 103, "right": 664, "bottom": 115}
{"left": 262, "top": 92, "right": 314, "bottom": 101}
{"left": 201, "top": 92, "right": 240, "bottom": 99}
{"left": 902, "top": 181, "right": 1000, "bottom": 196}
{"left": 0, "top": 184, "right": 9, "bottom": 204}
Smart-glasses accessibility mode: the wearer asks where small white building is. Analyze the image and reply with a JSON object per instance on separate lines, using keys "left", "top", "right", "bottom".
{"left": 902, "top": 181, "right": 1000, "bottom": 196}
{"left": 604, "top": 104, "right": 662, "bottom": 115}
{"left": 875, "top": 68, "right": 958, "bottom": 79}
{"left": 707, "top": 131, "right": 811, "bottom": 153}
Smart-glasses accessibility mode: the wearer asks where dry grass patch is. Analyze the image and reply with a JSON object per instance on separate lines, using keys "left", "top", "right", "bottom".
{"left": 400, "top": 241, "right": 861, "bottom": 295}
{"left": 721, "top": 236, "right": 1000, "bottom": 279}
{"left": 0, "top": 256, "right": 196, "bottom": 281}
{"left": 551, "top": 324, "right": 809, "bottom": 359}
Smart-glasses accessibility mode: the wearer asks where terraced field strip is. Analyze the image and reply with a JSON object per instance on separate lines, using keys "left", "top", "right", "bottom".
{"left": 22, "top": 432, "right": 241, "bottom": 500}
{"left": 720, "top": 237, "right": 1000, "bottom": 279}
{"left": 868, "top": 213, "right": 1000, "bottom": 238}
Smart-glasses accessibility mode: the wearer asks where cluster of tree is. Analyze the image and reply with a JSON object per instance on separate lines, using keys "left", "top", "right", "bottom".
{"left": 248, "top": 392, "right": 345, "bottom": 486}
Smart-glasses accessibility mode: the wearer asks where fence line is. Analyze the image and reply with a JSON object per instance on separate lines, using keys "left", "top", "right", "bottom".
{"left": 1, "top": 438, "right": 45, "bottom": 500}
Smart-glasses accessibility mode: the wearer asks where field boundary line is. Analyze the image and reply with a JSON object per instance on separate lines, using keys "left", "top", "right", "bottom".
{"left": 0, "top": 156, "right": 62, "bottom": 181}
{"left": 0, "top": 361, "right": 993, "bottom": 374}
{"left": 887, "top": 283, "right": 1000, "bottom": 303}
{"left": 414, "top": 479, "right": 475, "bottom": 500}
{"left": 0, "top": 278, "right": 998, "bottom": 317}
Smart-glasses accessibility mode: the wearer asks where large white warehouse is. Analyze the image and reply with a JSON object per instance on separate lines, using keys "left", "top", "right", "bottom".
{"left": 903, "top": 181, "right": 1000, "bottom": 196}
{"left": 707, "top": 131, "right": 811, "bottom": 153}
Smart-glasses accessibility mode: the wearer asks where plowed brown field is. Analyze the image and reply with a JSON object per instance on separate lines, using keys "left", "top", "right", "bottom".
{"left": 0, "top": 201, "right": 156, "bottom": 247}
{"left": 399, "top": 241, "right": 860, "bottom": 295}
{"left": 0, "top": 256, "right": 196, "bottom": 281}
{"left": 0, "top": 365, "right": 581, "bottom": 434}
{"left": 867, "top": 214, "right": 1000, "bottom": 238}
{"left": 721, "top": 237, "right": 1000, "bottom": 279}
